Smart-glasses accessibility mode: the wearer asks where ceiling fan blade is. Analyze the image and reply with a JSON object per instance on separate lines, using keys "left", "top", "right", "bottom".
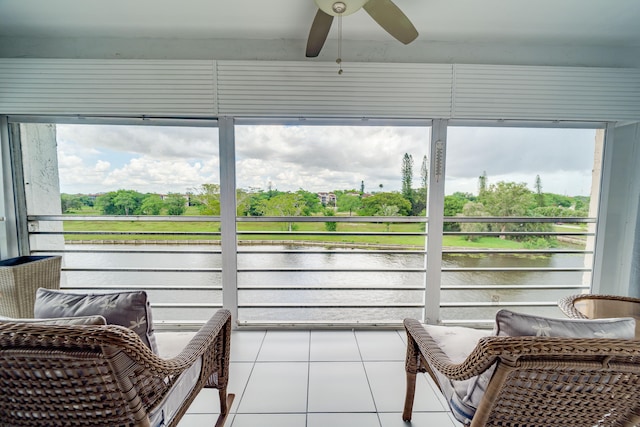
{"left": 306, "top": 9, "right": 334, "bottom": 57}
{"left": 363, "top": 0, "right": 418, "bottom": 44}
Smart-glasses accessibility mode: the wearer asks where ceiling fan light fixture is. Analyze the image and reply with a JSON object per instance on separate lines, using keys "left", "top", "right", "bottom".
{"left": 332, "top": 2, "right": 347, "bottom": 14}
{"left": 314, "top": 0, "right": 368, "bottom": 16}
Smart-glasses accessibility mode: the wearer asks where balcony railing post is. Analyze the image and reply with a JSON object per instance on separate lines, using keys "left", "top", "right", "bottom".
{"left": 424, "top": 119, "right": 447, "bottom": 324}
{"left": 219, "top": 117, "right": 239, "bottom": 325}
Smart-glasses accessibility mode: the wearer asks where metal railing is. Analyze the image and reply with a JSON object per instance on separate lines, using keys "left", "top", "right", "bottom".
{"left": 27, "top": 214, "right": 594, "bottom": 328}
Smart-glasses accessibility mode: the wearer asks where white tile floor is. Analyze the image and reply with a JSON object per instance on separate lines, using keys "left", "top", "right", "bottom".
{"left": 155, "top": 329, "right": 462, "bottom": 427}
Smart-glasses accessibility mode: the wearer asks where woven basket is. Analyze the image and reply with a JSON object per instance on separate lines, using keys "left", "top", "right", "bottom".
{"left": 0, "top": 256, "right": 62, "bottom": 318}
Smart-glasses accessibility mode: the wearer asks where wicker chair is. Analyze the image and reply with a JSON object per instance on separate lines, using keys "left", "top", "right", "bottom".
{"left": 403, "top": 318, "right": 640, "bottom": 427}
{"left": 0, "top": 309, "right": 234, "bottom": 427}
{"left": 559, "top": 294, "right": 640, "bottom": 338}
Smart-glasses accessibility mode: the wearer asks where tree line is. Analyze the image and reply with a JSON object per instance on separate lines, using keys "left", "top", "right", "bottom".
{"left": 61, "top": 155, "right": 590, "bottom": 243}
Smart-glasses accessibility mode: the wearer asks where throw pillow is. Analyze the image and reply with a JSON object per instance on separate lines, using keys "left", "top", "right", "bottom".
{"left": 34, "top": 288, "right": 158, "bottom": 353}
{"left": 494, "top": 309, "right": 636, "bottom": 338}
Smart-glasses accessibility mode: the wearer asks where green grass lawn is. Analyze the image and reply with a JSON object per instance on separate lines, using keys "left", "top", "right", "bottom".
{"left": 60, "top": 213, "right": 583, "bottom": 250}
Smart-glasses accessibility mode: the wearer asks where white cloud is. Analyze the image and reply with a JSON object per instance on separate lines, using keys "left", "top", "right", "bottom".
{"left": 101, "top": 156, "right": 219, "bottom": 194}
{"left": 95, "top": 160, "right": 111, "bottom": 172}
{"left": 235, "top": 125, "right": 429, "bottom": 193}
{"left": 57, "top": 124, "right": 219, "bottom": 194}
{"left": 54, "top": 123, "right": 598, "bottom": 197}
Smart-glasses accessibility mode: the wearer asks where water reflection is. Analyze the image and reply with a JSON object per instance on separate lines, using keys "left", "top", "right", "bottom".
{"left": 62, "top": 244, "right": 586, "bottom": 323}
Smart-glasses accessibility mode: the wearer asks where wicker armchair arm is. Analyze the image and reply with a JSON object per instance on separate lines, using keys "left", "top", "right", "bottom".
{"left": 558, "top": 294, "right": 591, "bottom": 319}
{"left": 404, "top": 318, "right": 499, "bottom": 381}
{"left": 169, "top": 309, "right": 231, "bottom": 366}
{"left": 121, "top": 308, "right": 231, "bottom": 377}
{"left": 0, "top": 309, "right": 232, "bottom": 377}
{"left": 404, "top": 318, "right": 640, "bottom": 382}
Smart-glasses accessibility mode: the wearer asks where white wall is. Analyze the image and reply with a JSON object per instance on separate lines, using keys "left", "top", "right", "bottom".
{"left": 19, "top": 124, "right": 65, "bottom": 252}
{"left": 1, "top": 37, "right": 640, "bottom": 69}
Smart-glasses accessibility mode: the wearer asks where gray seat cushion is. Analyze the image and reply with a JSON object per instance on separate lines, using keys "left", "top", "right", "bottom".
{"left": 148, "top": 357, "right": 202, "bottom": 427}
{"left": 422, "top": 324, "right": 491, "bottom": 425}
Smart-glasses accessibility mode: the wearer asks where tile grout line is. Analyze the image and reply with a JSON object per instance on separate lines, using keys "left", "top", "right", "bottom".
{"left": 394, "top": 328, "right": 457, "bottom": 423}
{"left": 305, "top": 330, "right": 311, "bottom": 427}
{"left": 231, "top": 330, "right": 268, "bottom": 420}
{"left": 353, "top": 329, "right": 384, "bottom": 427}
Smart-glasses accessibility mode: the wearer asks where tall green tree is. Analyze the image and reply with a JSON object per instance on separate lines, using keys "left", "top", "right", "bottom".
{"left": 420, "top": 155, "right": 428, "bottom": 190}
{"left": 445, "top": 192, "right": 475, "bottom": 216}
{"left": 573, "top": 196, "right": 590, "bottom": 212}
{"left": 256, "top": 192, "right": 306, "bottom": 231}
{"left": 195, "top": 183, "right": 221, "bottom": 215}
{"left": 165, "top": 193, "right": 187, "bottom": 215}
{"left": 61, "top": 194, "right": 83, "bottom": 213}
{"left": 460, "top": 201, "right": 490, "bottom": 241}
{"left": 478, "top": 171, "right": 488, "bottom": 197}
{"left": 360, "top": 192, "right": 411, "bottom": 216}
{"left": 479, "top": 181, "right": 541, "bottom": 240}
{"left": 77, "top": 195, "right": 94, "bottom": 208}
{"left": 480, "top": 182, "right": 534, "bottom": 218}
{"left": 534, "top": 175, "right": 545, "bottom": 207}
{"left": 443, "top": 192, "right": 474, "bottom": 231}
{"left": 95, "top": 190, "right": 144, "bottom": 215}
{"left": 375, "top": 204, "right": 400, "bottom": 231}
{"left": 112, "top": 190, "right": 142, "bottom": 215}
{"left": 139, "top": 194, "right": 164, "bottom": 215}
{"left": 408, "top": 154, "right": 429, "bottom": 217}
{"left": 236, "top": 189, "right": 252, "bottom": 216}
{"left": 245, "top": 190, "right": 274, "bottom": 216}
{"left": 401, "top": 153, "right": 414, "bottom": 202}
{"left": 324, "top": 208, "right": 337, "bottom": 232}
{"left": 336, "top": 193, "right": 362, "bottom": 216}
{"left": 544, "top": 192, "right": 572, "bottom": 208}
{"left": 296, "top": 189, "right": 322, "bottom": 215}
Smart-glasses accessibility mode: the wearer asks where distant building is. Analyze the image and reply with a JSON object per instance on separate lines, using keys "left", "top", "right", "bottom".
{"left": 317, "top": 192, "right": 337, "bottom": 206}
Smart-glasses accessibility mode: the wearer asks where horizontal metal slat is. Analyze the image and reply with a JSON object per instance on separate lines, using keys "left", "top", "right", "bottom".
{"left": 452, "top": 64, "right": 640, "bottom": 120}
{"left": 0, "top": 58, "right": 217, "bottom": 116}
{"left": 217, "top": 61, "right": 453, "bottom": 117}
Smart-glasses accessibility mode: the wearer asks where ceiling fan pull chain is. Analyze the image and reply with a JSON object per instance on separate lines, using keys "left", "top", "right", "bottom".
{"left": 337, "top": 14, "right": 343, "bottom": 74}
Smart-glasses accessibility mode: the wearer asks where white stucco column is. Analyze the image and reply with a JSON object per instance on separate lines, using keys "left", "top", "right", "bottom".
{"left": 19, "top": 123, "right": 65, "bottom": 254}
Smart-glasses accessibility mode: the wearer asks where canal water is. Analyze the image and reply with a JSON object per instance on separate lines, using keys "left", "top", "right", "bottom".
{"left": 61, "top": 244, "right": 588, "bottom": 324}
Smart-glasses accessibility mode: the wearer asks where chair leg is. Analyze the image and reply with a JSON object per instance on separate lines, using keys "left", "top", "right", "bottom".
{"left": 403, "top": 371, "right": 417, "bottom": 421}
{"left": 214, "top": 388, "right": 235, "bottom": 427}
{"left": 403, "top": 328, "right": 420, "bottom": 422}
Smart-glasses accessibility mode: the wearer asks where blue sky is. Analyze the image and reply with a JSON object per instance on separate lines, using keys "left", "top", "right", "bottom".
{"left": 55, "top": 124, "right": 597, "bottom": 197}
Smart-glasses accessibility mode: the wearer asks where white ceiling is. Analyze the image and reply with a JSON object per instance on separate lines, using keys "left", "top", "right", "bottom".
{"left": 2, "top": 0, "right": 640, "bottom": 44}
{"left": 1, "top": 0, "right": 639, "bottom": 65}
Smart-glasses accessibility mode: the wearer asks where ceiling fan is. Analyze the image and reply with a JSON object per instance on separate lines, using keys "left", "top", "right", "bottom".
{"left": 306, "top": 0, "right": 419, "bottom": 58}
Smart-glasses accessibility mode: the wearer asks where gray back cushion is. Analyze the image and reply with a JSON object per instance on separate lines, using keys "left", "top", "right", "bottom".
{"left": 34, "top": 288, "right": 158, "bottom": 353}
{"left": 460, "top": 309, "right": 636, "bottom": 423}
{"left": 495, "top": 309, "right": 636, "bottom": 339}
